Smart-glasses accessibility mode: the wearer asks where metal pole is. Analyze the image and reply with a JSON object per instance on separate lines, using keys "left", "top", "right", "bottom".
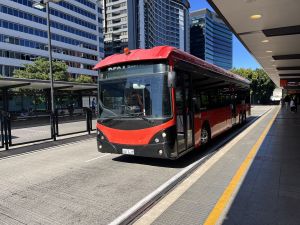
{"left": 46, "top": 2, "right": 56, "bottom": 140}
{"left": 142, "top": 89, "right": 145, "bottom": 116}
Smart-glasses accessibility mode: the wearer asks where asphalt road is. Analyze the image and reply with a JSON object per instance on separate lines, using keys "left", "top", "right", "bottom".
{"left": 0, "top": 105, "right": 273, "bottom": 225}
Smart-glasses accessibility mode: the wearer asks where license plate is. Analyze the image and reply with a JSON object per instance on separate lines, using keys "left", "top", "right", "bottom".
{"left": 122, "top": 148, "right": 134, "bottom": 155}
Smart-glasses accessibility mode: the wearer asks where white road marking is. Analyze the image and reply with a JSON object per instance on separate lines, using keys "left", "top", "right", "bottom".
{"left": 85, "top": 153, "right": 110, "bottom": 162}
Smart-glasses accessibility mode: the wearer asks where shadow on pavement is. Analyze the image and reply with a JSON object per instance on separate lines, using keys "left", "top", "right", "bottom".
{"left": 0, "top": 133, "right": 96, "bottom": 160}
{"left": 222, "top": 109, "right": 300, "bottom": 225}
{"left": 112, "top": 116, "right": 258, "bottom": 169}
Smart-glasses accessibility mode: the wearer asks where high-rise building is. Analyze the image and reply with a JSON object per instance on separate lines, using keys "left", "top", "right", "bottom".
{"left": 0, "top": 0, "right": 104, "bottom": 78}
{"left": 190, "top": 9, "right": 232, "bottom": 70}
{"left": 102, "top": 0, "right": 128, "bottom": 56}
{"left": 103, "top": 0, "right": 190, "bottom": 57}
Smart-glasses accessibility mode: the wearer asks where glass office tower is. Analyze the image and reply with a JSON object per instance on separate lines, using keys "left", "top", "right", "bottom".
{"left": 190, "top": 9, "right": 232, "bottom": 70}
{"left": 103, "top": 0, "right": 190, "bottom": 57}
{"left": 0, "top": 0, "right": 104, "bottom": 78}
{"left": 142, "top": 0, "right": 190, "bottom": 51}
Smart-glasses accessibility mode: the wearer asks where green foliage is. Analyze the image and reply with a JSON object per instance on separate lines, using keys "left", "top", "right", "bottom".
{"left": 231, "top": 68, "right": 276, "bottom": 104}
{"left": 75, "top": 75, "right": 94, "bottom": 83}
{"left": 13, "top": 57, "right": 69, "bottom": 81}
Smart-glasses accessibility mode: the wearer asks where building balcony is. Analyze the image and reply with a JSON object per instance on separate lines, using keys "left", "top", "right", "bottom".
{"left": 106, "top": 0, "right": 126, "bottom": 7}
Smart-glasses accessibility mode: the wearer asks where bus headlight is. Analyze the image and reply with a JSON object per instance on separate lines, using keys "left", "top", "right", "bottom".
{"left": 149, "top": 126, "right": 176, "bottom": 145}
{"left": 97, "top": 130, "right": 107, "bottom": 142}
{"left": 150, "top": 131, "right": 167, "bottom": 144}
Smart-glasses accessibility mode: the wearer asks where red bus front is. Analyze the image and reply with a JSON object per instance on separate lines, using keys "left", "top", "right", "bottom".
{"left": 97, "top": 63, "right": 179, "bottom": 159}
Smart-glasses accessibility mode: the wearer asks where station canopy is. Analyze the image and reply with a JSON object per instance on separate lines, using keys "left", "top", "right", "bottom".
{"left": 0, "top": 77, "right": 97, "bottom": 91}
{"left": 208, "top": 0, "right": 300, "bottom": 89}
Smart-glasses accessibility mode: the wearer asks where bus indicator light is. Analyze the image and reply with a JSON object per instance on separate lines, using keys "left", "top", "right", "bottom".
{"left": 124, "top": 48, "right": 130, "bottom": 55}
{"left": 155, "top": 138, "right": 160, "bottom": 143}
{"left": 162, "top": 132, "right": 167, "bottom": 138}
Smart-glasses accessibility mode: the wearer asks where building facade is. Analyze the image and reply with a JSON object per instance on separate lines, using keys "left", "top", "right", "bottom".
{"left": 103, "top": 0, "right": 190, "bottom": 56}
{"left": 190, "top": 9, "right": 232, "bottom": 70}
{"left": 102, "top": 0, "right": 128, "bottom": 56}
{"left": 0, "top": 0, "right": 104, "bottom": 78}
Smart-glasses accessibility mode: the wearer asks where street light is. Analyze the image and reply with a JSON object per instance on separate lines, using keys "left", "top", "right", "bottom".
{"left": 33, "top": 0, "right": 62, "bottom": 140}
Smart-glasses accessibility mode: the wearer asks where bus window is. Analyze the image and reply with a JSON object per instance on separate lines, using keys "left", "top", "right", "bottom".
{"left": 192, "top": 91, "right": 201, "bottom": 113}
{"left": 200, "top": 92, "right": 209, "bottom": 110}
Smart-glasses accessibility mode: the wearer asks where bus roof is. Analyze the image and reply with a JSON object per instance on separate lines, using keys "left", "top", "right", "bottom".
{"left": 93, "top": 46, "right": 250, "bottom": 85}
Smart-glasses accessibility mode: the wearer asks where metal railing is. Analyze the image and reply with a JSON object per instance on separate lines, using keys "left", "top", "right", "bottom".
{"left": 0, "top": 108, "right": 96, "bottom": 150}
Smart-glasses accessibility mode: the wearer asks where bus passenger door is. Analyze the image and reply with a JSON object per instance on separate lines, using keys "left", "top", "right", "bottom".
{"left": 175, "top": 72, "right": 194, "bottom": 153}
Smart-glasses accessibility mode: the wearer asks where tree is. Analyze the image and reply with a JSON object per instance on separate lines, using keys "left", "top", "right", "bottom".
{"left": 13, "top": 57, "right": 69, "bottom": 81}
{"left": 231, "top": 68, "right": 276, "bottom": 104}
{"left": 75, "top": 75, "right": 94, "bottom": 83}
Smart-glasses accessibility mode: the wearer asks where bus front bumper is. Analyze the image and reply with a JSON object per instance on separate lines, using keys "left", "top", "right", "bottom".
{"left": 97, "top": 139, "right": 177, "bottom": 159}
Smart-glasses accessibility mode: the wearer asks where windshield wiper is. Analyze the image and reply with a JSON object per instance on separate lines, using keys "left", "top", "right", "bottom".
{"left": 128, "top": 113, "right": 154, "bottom": 124}
{"left": 100, "top": 114, "right": 154, "bottom": 124}
{"left": 100, "top": 114, "right": 136, "bottom": 122}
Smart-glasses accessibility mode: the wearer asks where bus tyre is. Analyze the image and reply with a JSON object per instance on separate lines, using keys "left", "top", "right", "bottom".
{"left": 243, "top": 112, "right": 247, "bottom": 124}
{"left": 201, "top": 125, "right": 211, "bottom": 145}
{"left": 239, "top": 113, "right": 243, "bottom": 125}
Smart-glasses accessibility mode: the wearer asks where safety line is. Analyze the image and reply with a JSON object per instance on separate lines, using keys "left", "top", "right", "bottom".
{"left": 203, "top": 107, "right": 280, "bottom": 225}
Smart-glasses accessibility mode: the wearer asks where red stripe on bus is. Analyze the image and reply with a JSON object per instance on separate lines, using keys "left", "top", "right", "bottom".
{"left": 97, "top": 118, "right": 176, "bottom": 145}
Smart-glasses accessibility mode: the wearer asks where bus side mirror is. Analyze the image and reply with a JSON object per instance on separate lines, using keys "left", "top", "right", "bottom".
{"left": 168, "top": 71, "right": 176, "bottom": 87}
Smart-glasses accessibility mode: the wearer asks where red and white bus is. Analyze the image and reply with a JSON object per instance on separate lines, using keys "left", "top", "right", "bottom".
{"left": 93, "top": 46, "right": 250, "bottom": 159}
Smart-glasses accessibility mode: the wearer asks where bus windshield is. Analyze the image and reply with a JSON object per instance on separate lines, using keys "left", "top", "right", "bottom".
{"left": 99, "top": 74, "right": 172, "bottom": 119}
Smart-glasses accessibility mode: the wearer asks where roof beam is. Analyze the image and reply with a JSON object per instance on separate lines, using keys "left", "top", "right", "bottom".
{"left": 263, "top": 25, "right": 300, "bottom": 37}
{"left": 277, "top": 66, "right": 300, "bottom": 71}
{"left": 0, "top": 82, "right": 31, "bottom": 89}
{"left": 73, "top": 88, "right": 98, "bottom": 92}
{"left": 279, "top": 74, "right": 300, "bottom": 77}
{"left": 44, "top": 85, "right": 74, "bottom": 90}
{"left": 273, "top": 54, "right": 300, "bottom": 60}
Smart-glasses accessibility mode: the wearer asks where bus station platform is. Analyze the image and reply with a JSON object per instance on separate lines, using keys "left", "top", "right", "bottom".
{"left": 134, "top": 106, "right": 300, "bottom": 225}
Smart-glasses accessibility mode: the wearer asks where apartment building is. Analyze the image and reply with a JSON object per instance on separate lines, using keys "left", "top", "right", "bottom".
{"left": 103, "top": 0, "right": 190, "bottom": 56}
{"left": 0, "top": 0, "right": 104, "bottom": 78}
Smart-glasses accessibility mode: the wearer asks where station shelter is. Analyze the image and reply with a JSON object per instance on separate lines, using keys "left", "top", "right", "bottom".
{"left": 0, "top": 77, "right": 97, "bottom": 150}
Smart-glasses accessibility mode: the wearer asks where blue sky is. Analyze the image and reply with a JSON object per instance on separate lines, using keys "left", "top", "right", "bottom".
{"left": 189, "top": 0, "right": 261, "bottom": 69}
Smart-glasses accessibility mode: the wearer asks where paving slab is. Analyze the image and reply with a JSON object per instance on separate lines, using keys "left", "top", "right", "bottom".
{"left": 137, "top": 106, "right": 300, "bottom": 225}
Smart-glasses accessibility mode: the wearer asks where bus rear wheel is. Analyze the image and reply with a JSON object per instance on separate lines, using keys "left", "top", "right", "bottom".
{"left": 240, "top": 111, "right": 246, "bottom": 124}
{"left": 243, "top": 111, "right": 247, "bottom": 124}
{"left": 201, "top": 125, "right": 211, "bottom": 145}
{"left": 239, "top": 113, "right": 243, "bottom": 124}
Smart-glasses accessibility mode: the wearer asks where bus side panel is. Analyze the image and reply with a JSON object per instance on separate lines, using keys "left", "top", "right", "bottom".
{"left": 194, "top": 106, "right": 232, "bottom": 148}
{"left": 207, "top": 106, "right": 231, "bottom": 138}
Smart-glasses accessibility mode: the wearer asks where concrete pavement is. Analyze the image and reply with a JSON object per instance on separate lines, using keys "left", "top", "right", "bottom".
{"left": 9, "top": 119, "right": 97, "bottom": 145}
{"left": 0, "top": 106, "right": 273, "bottom": 224}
